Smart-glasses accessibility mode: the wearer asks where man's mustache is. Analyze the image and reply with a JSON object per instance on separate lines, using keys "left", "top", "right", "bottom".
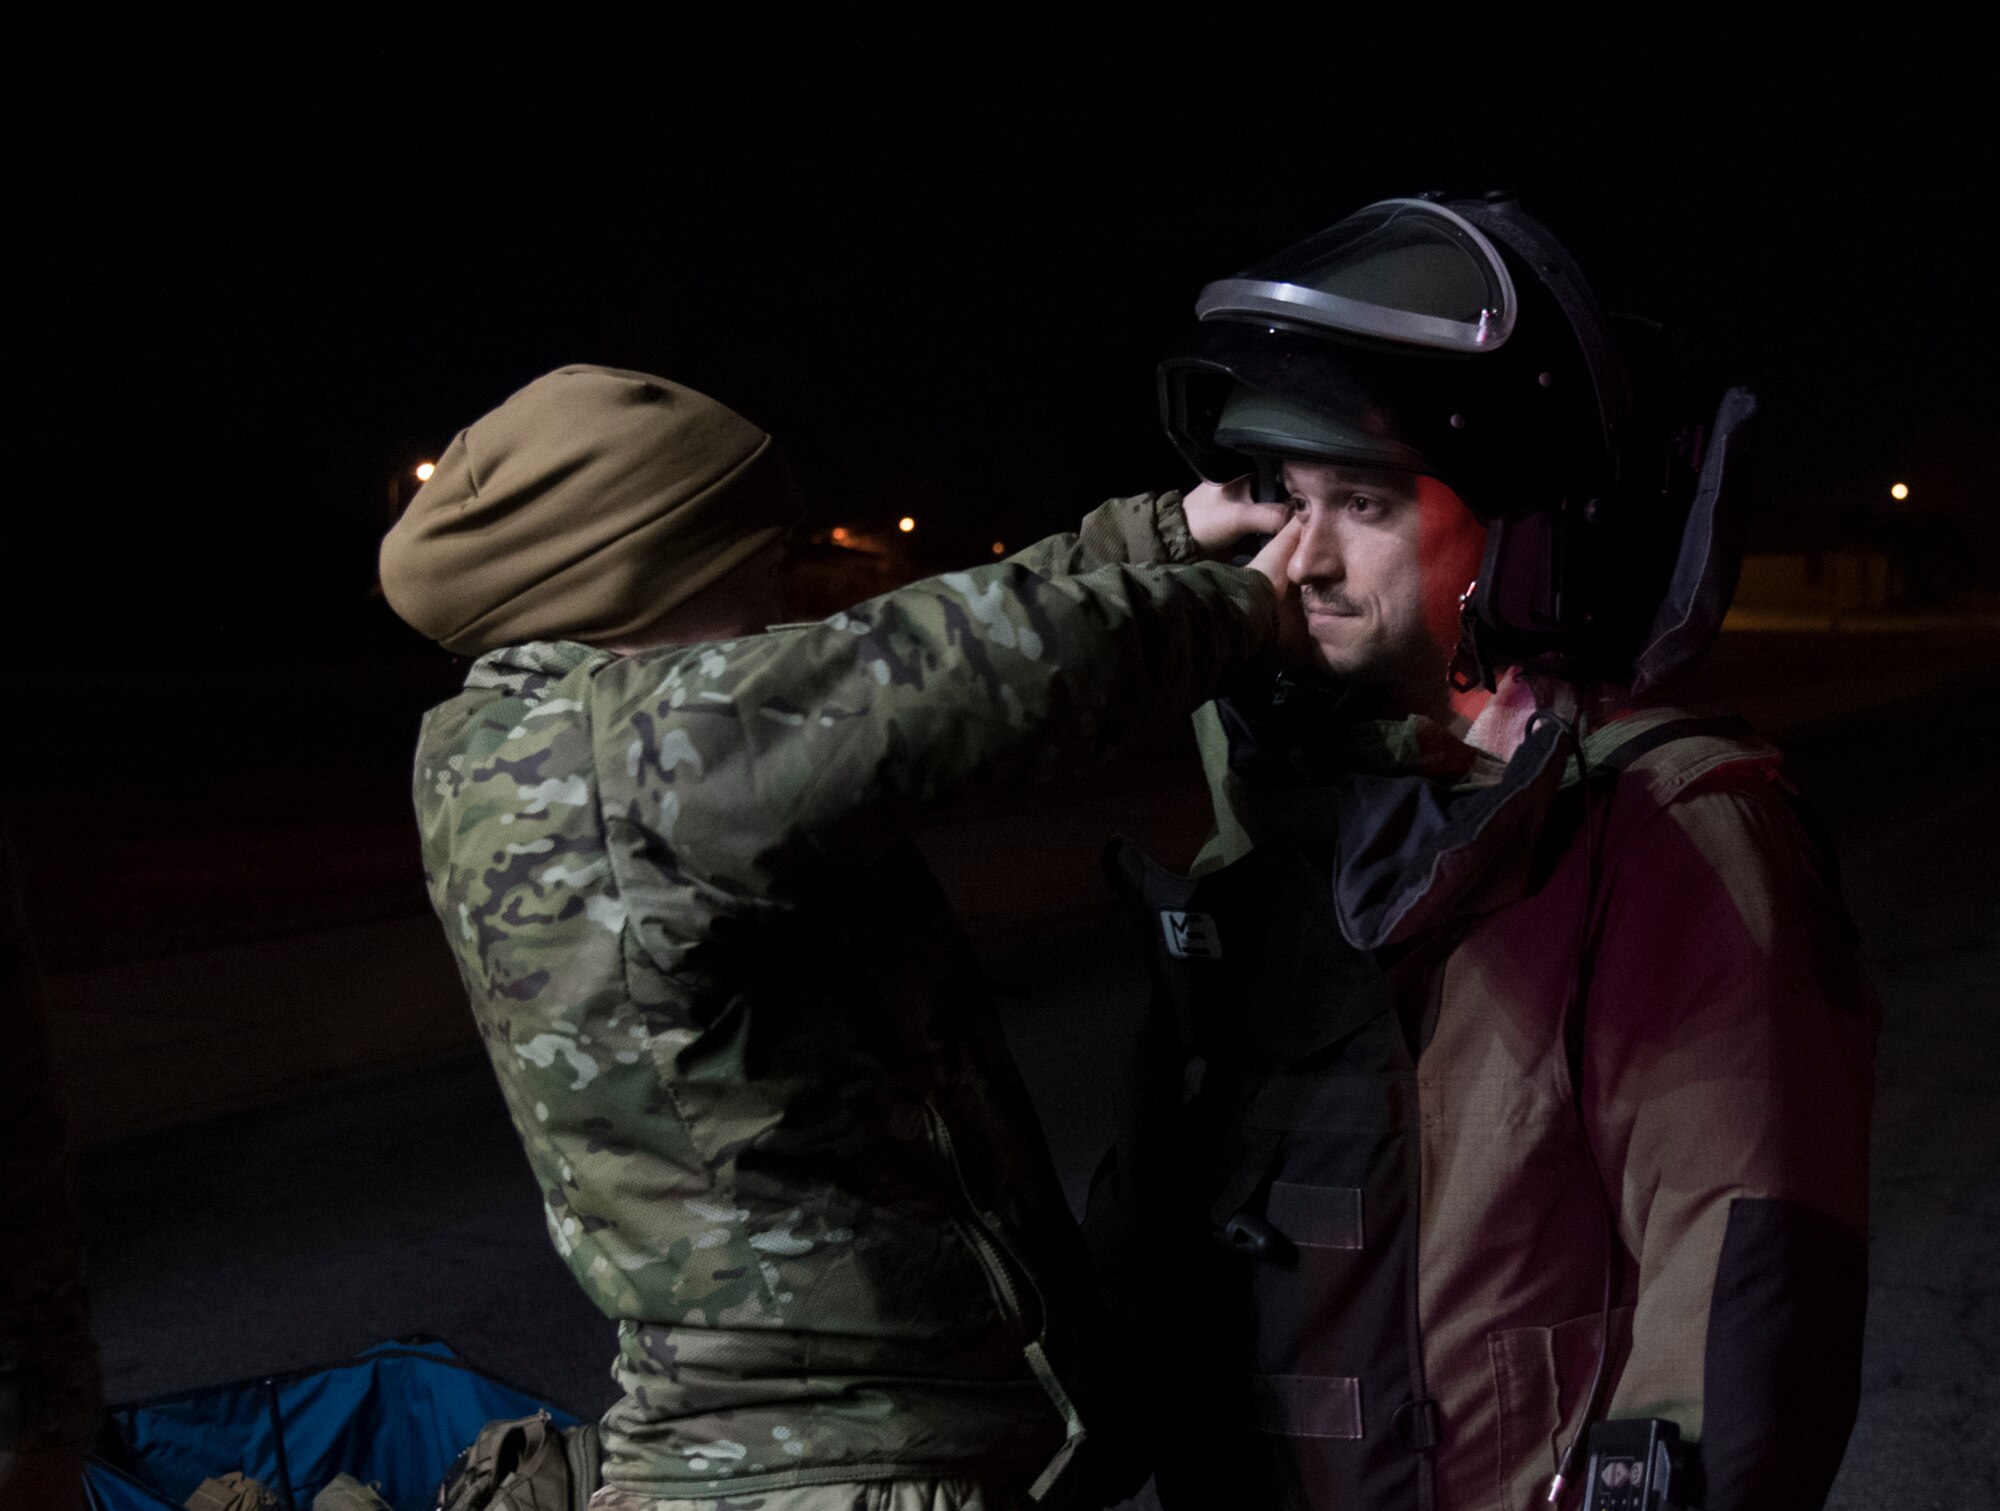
{"left": 1301, "top": 586, "right": 1363, "bottom": 616}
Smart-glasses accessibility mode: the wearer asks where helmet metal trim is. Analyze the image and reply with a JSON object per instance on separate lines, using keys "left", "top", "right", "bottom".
{"left": 1193, "top": 198, "right": 1520, "bottom": 353}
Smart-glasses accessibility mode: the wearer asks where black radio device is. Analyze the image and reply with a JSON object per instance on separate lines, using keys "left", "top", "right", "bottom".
{"left": 1578, "top": 1418, "right": 1697, "bottom": 1509}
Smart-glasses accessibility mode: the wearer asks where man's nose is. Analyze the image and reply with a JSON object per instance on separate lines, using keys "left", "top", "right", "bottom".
{"left": 1286, "top": 509, "right": 1341, "bottom": 586}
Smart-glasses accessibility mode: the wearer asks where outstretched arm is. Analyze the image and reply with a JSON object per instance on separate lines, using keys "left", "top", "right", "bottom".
{"left": 594, "top": 527, "right": 1300, "bottom": 891}
{"left": 1004, "top": 481, "right": 1292, "bottom": 577}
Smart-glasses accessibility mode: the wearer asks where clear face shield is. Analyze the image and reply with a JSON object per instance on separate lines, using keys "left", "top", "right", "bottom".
{"left": 1196, "top": 198, "right": 1520, "bottom": 355}
{"left": 1168, "top": 198, "right": 1550, "bottom": 510}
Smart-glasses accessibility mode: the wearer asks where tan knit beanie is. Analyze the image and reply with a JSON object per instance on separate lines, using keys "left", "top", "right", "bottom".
{"left": 379, "top": 364, "right": 802, "bottom": 653}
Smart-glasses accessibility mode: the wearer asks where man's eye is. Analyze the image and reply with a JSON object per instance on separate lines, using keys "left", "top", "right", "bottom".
{"left": 1287, "top": 496, "right": 1309, "bottom": 515}
{"left": 1347, "top": 494, "right": 1385, "bottom": 517}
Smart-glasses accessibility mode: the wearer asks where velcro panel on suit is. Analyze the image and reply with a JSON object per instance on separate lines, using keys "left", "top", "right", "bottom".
{"left": 1265, "top": 1181, "right": 1364, "bottom": 1250}
{"left": 1241, "top": 1372, "right": 1364, "bottom": 1439}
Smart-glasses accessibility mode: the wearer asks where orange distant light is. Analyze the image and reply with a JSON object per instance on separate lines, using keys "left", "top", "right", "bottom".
{"left": 1890, "top": 482, "right": 1910, "bottom": 501}
{"left": 831, "top": 526, "right": 851, "bottom": 543}
{"left": 991, "top": 541, "right": 1006, "bottom": 555}
{"left": 898, "top": 516, "right": 916, "bottom": 534}
{"left": 414, "top": 461, "right": 437, "bottom": 482}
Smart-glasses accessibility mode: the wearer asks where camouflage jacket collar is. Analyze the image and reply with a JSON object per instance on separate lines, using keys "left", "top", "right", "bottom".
{"left": 465, "top": 640, "right": 606, "bottom": 700}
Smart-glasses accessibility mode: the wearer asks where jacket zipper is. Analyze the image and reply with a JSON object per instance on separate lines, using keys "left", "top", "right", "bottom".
{"left": 920, "top": 1098, "right": 1037, "bottom": 1335}
{"left": 921, "top": 1097, "right": 1084, "bottom": 1501}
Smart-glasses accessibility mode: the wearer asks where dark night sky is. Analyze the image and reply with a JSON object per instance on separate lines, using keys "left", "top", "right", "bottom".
{"left": 5, "top": 17, "right": 1992, "bottom": 652}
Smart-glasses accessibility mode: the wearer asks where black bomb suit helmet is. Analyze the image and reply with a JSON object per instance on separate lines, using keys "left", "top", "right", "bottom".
{"left": 1160, "top": 193, "right": 1759, "bottom": 692}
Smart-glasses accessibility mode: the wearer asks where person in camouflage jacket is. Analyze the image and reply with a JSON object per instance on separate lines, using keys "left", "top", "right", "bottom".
{"left": 380, "top": 365, "right": 1296, "bottom": 1511}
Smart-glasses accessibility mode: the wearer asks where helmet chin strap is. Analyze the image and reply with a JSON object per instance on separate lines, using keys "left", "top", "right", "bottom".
{"left": 1447, "top": 580, "right": 1494, "bottom": 693}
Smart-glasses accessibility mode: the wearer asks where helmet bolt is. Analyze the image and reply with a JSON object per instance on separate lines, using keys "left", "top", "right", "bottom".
{"left": 1583, "top": 499, "right": 1601, "bottom": 522}
{"left": 1538, "top": 371, "right": 1555, "bottom": 388}
{"left": 1449, "top": 413, "right": 1467, "bottom": 430}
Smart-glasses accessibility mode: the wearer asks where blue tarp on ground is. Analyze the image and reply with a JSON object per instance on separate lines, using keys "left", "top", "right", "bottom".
{"left": 83, "top": 1338, "right": 581, "bottom": 1511}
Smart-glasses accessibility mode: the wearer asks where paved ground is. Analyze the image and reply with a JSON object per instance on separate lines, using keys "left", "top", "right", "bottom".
{"left": 68, "top": 627, "right": 2000, "bottom": 1506}
{"left": 1780, "top": 685, "right": 2000, "bottom": 1509}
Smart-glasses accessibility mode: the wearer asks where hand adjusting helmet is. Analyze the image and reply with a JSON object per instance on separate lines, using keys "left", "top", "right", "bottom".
{"left": 1159, "top": 193, "right": 1758, "bottom": 692}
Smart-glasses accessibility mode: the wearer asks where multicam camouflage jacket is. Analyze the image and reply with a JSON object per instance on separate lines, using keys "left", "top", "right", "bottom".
{"left": 411, "top": 493, "right": 1274, "bottom": 1505}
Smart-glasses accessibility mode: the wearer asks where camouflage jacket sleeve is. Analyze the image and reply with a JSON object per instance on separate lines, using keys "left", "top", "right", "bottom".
{"left": 590, "top": 549, "right": 1274, "bottom": 891}
{"left": 1586, "top": 772, "right": 1876, "bottom": 1506}
{"left": 1000, "top": 491, "right": 1198, "bottom": 577}
{"left": 0, "top": 815, "right": 101, "bottom": 1456}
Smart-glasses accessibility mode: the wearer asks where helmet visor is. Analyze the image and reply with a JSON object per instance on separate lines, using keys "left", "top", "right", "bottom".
{"left": 1214, "top": 386, "right": 1430, "bottom": 472}
{"left": 1195, "top": 198, "right": 1517, "bottom": 353}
